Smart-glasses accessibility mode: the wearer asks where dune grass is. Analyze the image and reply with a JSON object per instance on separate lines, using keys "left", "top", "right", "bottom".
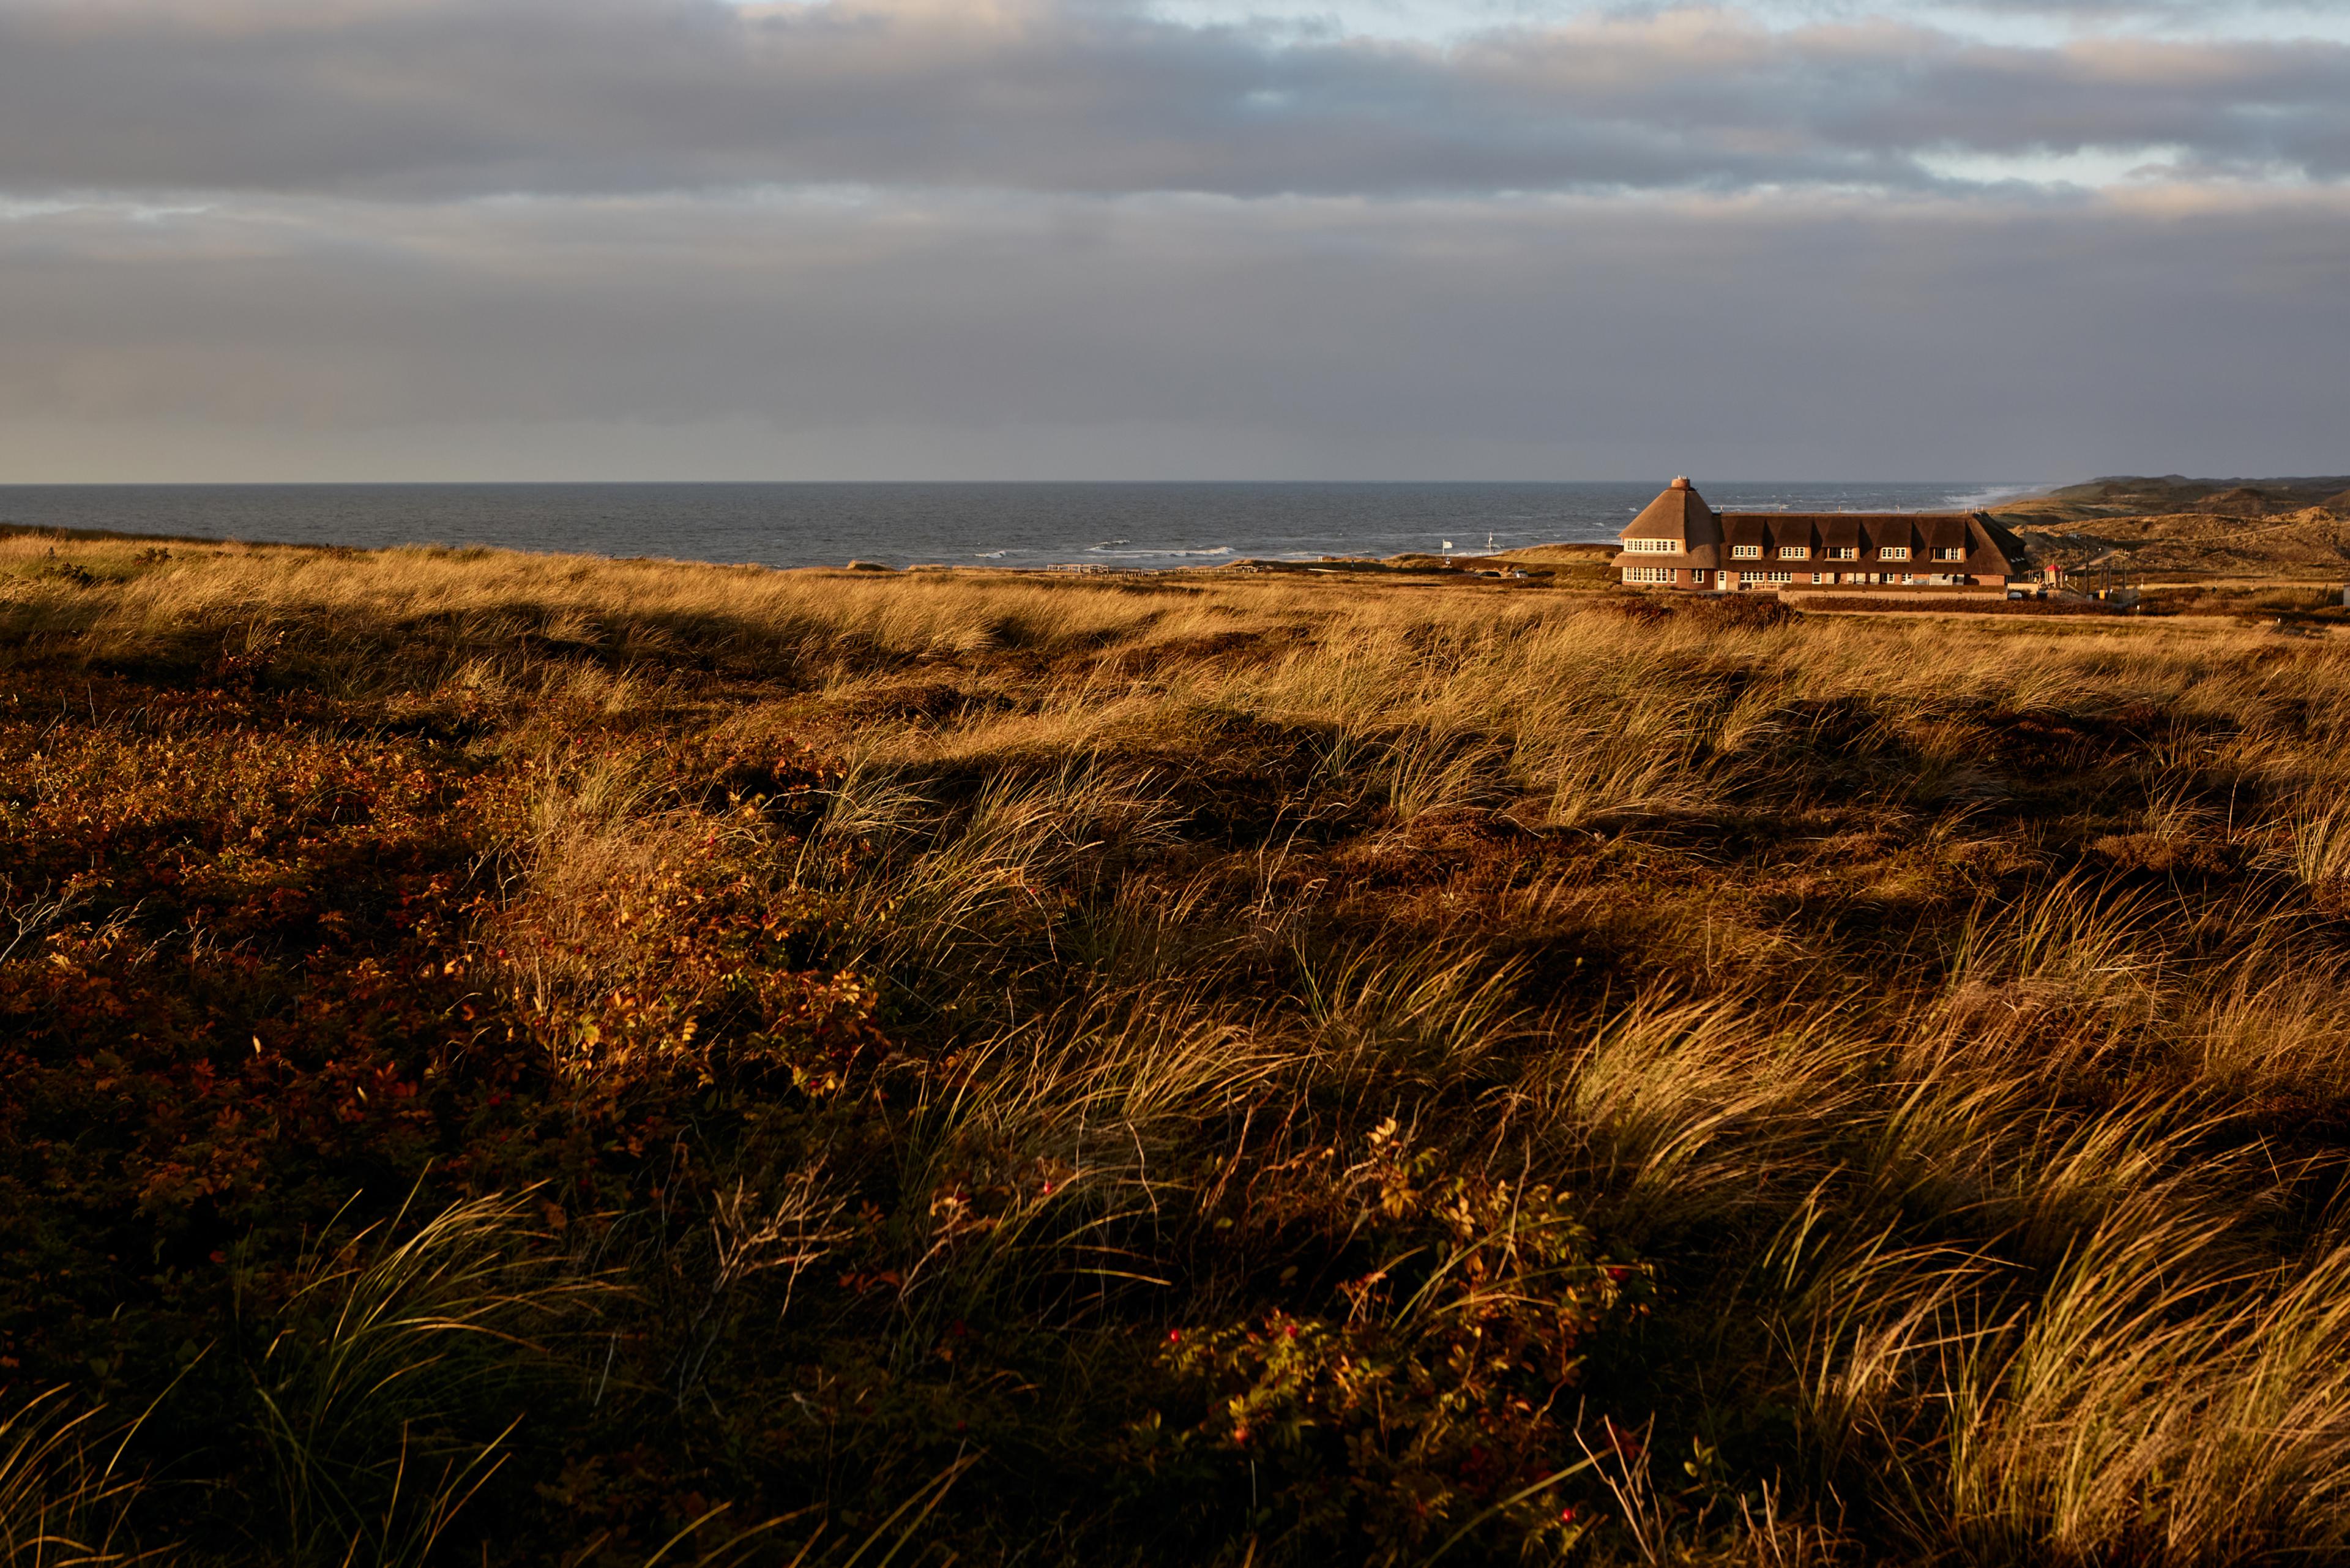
{"left": 4, "top": 532, "right": 2350, "bottom": 1563}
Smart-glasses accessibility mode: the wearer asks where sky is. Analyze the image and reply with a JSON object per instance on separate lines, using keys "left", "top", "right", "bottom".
{"left": 0, "top": 0, "right": 2343, "bottom": 481}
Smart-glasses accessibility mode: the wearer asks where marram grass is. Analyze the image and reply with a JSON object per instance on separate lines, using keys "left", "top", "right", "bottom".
{"left": 4, "top": 532, "right": 2350, "bottom": 1564}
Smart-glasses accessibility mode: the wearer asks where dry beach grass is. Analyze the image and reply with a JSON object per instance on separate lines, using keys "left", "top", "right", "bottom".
{"left": 6, "top": 531, "right": 2350, "bottom": 1564}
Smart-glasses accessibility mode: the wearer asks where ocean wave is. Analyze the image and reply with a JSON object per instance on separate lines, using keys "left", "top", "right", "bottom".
{"left": 1080, "top": 545, "right": 1233, "bottom": 558}
{"left": 1939, "top": 484, "right": 2042, "bottom": 510}
{"left": 974, "top": 549, "right": 1010, "bottom": 558}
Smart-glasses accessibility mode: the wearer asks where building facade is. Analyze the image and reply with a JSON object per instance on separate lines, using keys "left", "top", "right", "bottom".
{"left": 1611, "top": 477, "right": 2031, "bottom": 593}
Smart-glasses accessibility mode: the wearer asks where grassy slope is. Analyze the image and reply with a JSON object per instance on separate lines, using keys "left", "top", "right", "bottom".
{"left": 1984, "top": 477, "right": 2350, "bottom": 592}
{"left": 6, "top": 534, "right": 2350, "bottom": 1565}
{"left": 1997, "top": 509, "right": 2350, "bottom": 585}
{"left": 1996, "top": 475, "right": 2350, "bottom": 521}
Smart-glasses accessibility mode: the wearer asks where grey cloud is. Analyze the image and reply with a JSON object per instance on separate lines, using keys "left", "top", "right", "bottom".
{"left": 1728, "top": 0, "right": 2337, "bottom": 17}
{"left": 0, "top": 187, "right": 2343, "bottom": 477}
{"left": 0, "top": 0, "right": 2343, "bottom": 197}
{"left": 1892, "top": 0, "right": 2343, "bottom": 16}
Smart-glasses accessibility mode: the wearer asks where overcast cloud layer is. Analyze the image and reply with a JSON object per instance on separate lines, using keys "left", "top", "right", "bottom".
{"left": 0, "top": 0, "right": 2342, "bottom": 480}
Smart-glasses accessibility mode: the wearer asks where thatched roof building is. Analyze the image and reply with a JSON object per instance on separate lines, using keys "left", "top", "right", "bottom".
{"left": 1613, "top": 477, "right": 2031, "bottom": 593}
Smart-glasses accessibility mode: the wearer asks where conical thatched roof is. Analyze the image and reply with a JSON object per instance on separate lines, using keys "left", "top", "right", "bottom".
{"left": 1622, "top": 476, "right": 1722, "bottom": 549}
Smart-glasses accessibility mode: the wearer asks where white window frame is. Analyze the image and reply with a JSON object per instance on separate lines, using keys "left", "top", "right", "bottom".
{"left": 1778, "top": 546, "right": 1810, "bottom": 560}
{"left": 1879, "top": 546, "right": 1911, "bottom": 561}
{"left": 1730, "top": 544, "right": 1762, "bottom": 559}
{"left": 1826, "top": 546, "right": 1858, "bottom": 561}
{"left": 1934, "top": 547, "right": 1966, "bottom": 562}
{"left": 1622, "top": 537, "right": 1680, "bottom": 554}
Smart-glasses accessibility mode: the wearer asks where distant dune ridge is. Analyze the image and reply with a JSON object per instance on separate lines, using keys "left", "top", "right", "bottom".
{"left": 1993, "top": 472, "right": 2350, "bottom": 584}
{"left": 1998, "top": 474, "right": 2350, "bottom": 523}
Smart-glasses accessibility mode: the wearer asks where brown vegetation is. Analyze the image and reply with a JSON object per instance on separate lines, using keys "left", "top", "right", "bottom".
{"left": 1990, "top": 474, "right": 2350, "bottom": 594}
{"left": 1994, "top": 474, "right": 2350, "bottom": 524}
{"left": 2006, "top": 509, "right": 2350, "bottom": 584}
{"left": 7, "top": 532, "right": 2350, "bottom": 1565}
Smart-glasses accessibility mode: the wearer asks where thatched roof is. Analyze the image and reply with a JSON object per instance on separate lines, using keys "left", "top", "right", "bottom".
{"left": 1611, "top": 479, "right": 2034, "bottom": 579}
{"left": 1622, "top": 477, "right": 1723, "bottom": 554}
{"left": 1717, "top": 512, "right": 2026, "bottom": 574}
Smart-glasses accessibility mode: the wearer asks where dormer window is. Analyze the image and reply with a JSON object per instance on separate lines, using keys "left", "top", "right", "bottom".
{"left": 1731, "top": 545, "right": 1762, "bottom": 559}
{"left": 1622, "top": 537, "right": 1680, "bottom": 554}
{"left": 1934, "top": 547, "right": 1966, "bottom": 562}
{"left": 1826, "top": 546, "right": 1859, "bottom": 561}
{"left": 1778, "top": 546, "right": 1809, "bottom": 560}
{"left": 1878, "top": 546, "right": 1911, "bottom": 561}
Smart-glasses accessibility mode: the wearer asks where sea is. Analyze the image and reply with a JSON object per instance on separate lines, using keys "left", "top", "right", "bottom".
{"left": 0, "top": 482, "right": 2039, "bottom": 571}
